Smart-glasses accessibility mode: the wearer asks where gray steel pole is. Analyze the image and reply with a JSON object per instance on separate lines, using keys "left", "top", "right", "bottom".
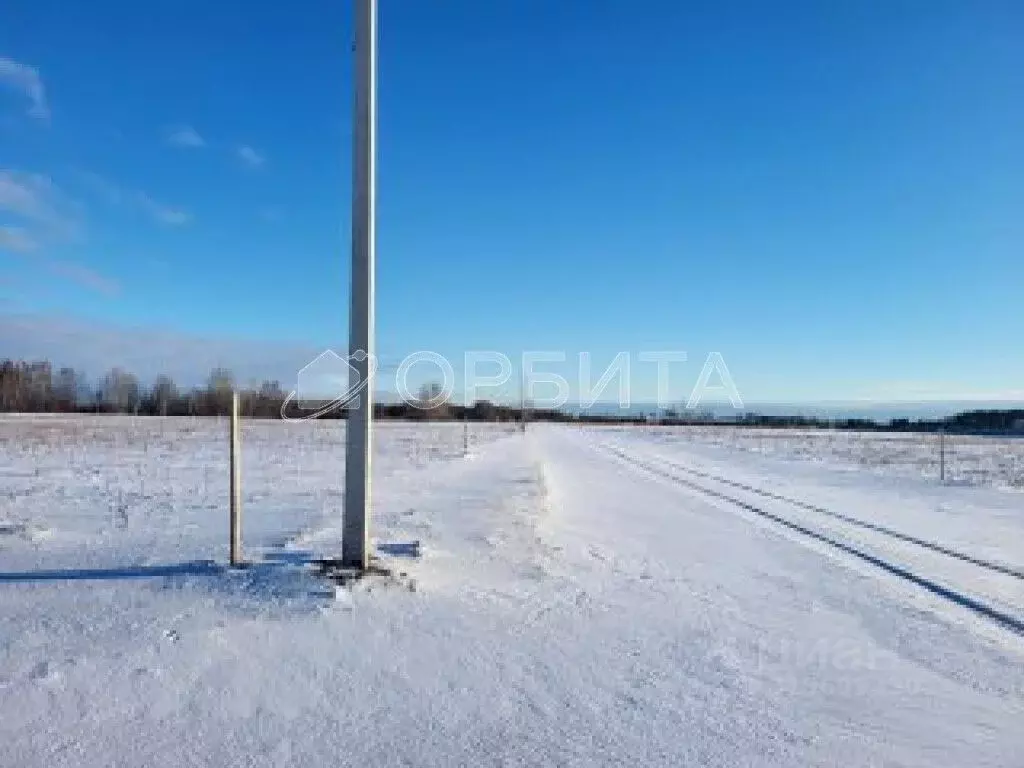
{"left": 343, "top": 0, "right": 377, "bottom": 569}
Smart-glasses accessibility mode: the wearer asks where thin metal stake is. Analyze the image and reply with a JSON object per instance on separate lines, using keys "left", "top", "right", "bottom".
{"left": 939, "top": 427, "right": 946, "bottom": 484}
{"left": 230, "top": 391, "right": 242, "bottom": 566}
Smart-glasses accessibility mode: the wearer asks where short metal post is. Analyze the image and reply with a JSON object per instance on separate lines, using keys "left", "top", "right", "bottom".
{"left": 520, "top": 375, "right": 527, "bottom": 434}
{"left": 230, "top": 391, "right": 242, "bottom": 566}
{"left": 939, "top": 427, "right": 946, "bottom": 484}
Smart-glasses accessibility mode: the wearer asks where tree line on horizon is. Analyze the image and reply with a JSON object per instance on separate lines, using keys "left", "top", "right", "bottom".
{"left": 1, "top": 358, "right": 1021, "bottom": 433}
{"left": 0, "top": 358, "right": 551, "bottom": 422}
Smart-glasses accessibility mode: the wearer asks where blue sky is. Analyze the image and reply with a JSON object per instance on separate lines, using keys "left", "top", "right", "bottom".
{"left": 1, "top": 0, "right": 1022, "bottom": 403}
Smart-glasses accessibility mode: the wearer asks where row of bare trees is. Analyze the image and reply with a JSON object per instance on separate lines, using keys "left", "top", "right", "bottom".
{"left": 0, "top": 358, "right": 548, "bottom": 421}
{"left": 0, "top": 359, "right": 285, "bottom": 417}
{"left": 8, "top": 358, "right": 1019, "bottom": 430}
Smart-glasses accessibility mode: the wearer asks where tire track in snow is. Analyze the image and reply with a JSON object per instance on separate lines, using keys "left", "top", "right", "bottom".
{"left": 628, "top": 449, "right": 1024, "bottom": 581}
{"left": 599, "top": 444, "right": 1024, "bottom": 638}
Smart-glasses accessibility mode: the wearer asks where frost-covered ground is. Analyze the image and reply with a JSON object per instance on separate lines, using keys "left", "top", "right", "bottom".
{"left": 1, "top": 416, "right": 1022, "bottom": 767}
{"left": 623, "top": 425, "right": 1024, "bottom": 489}
{"left": 0, "top": 415, "right": 517, "bottom": 564}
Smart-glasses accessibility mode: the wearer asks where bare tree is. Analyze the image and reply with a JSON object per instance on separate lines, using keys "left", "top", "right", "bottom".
{"left": 53, "top": 367, "right": 80, "bottom": 412}
{"left": 152, "top": 374, "right": 177, "bottom": 416}
{"left": 101, "top": 368, "right": 140, "bottom": 413}
{"left": 0, "top": 360, "right": 21, "bottom": 411}
{"left": 415, "top": 382, "right": 451, "bottom": 420}
{"left": 23, "top": 362, "right": 53, "bottom": 412}
{"left": 206, "top": 367, "right": 235, "bottom": 415}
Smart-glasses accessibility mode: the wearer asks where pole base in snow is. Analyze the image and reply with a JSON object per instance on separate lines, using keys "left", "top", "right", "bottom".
{"left": 314, "top": 558, "right": 385, "bottom": 583}
{"left": 313, "top": 558, "right": 416, "bottom": 592}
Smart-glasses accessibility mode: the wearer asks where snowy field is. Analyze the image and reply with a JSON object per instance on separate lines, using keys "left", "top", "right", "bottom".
{"left": 0, "top": 415, "right": 519, "bottom": 564}
{"left": 1, "top": 415, "right": 1023, "bottom": 767}
{"left": 626, "top": 425, "right": 1024, "bottom": 489}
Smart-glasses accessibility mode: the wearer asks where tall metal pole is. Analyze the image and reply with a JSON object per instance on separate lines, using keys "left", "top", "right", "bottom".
{"left": 343, "top": 0, "right": 376, "bottom": 569}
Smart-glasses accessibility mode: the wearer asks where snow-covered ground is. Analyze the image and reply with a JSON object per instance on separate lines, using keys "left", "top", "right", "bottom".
{"left": 623, "top": 425, "right": 1024, "bottom": 490}
{"left": 1, "top": 416, "right": 1022, "bottom": 766}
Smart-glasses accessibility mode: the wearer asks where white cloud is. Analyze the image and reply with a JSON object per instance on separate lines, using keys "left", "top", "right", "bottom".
{"left": 1, "top": 247, "right": 119, "bottom": 296}
{"left": 136, "top": 192, "right": 191, "bottom": 225}
{"left": 0, "top": 225, "right": 39, "bottom": 253}
{"left": 167, "top": 125, "right": 205, "bottom": 148}
{"left": 45, "top": 260, "right": 120, "bottom": 296}
{"left": 0, "top": 170, "right": 79, "bottom": 240}
{"left": 0, "top": 170, "right": 55, "bottom": 221}
{"left": 848, "top": 381, "right": 1024, "bottom": 403}
{"left": 0, "top": 56, "right": 49, "bottom": 120}
{"left": 236, "top": 145, "right": 265, "bottom": 168}
{"left": 0, "top": 312, "right": 322, "bottom": 384}
{"left": 155, "top": 208, "right": 190, "bottom": 226}
{"left": 74, "top": 170, "right": 124, "bottom": 206}
{"left": 0, "top": 171, "right": 119, "bottom": 296}
{"left": 74, "top": 171, "right": 191, "bottom": 227}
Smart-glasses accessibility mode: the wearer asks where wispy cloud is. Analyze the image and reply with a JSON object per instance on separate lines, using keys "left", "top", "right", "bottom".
{"left": 0, "top": 56, "right": 49, "bottom": 120}
{"left": 136, "top": 192, "right": 191, "bottom": 226}
{"left": 0, "top": 312, "right": 321, "bottom": 384}
{"left": 0, "top": 170, "right": 118, "bottom": 296}
{"left": 74, "top": 170, "right": 123, "bottom": 206}
{"left": 0, "top": 170, "right": 80, "bottom": 241}
{"left": 236, "top": 145, "right": 265, "bottom": 168}
{"left": 0, "top": 225, "right": 39, "bottom": 253}
{"left": 0, "top": 170, "right": 59, "bottom": 221}
{"left": 4, "top": 250, "right": 121, "bottom": 297}
{"left": 45, "top": 260, "right": 120, "bottom": 296}
{"left": 166, "top": 124, "right": 205, "bottom": 148}
{"left": 848, "top": 381, "right": 1024, "bottom": 403}
{"left": 75, "top": 170, "right": 191, "bottom": 227}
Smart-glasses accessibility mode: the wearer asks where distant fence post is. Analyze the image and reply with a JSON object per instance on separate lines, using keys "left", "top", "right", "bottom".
{"left": 939, "top": 427, "right": 946, "bottom": 484}
{"left": 230, "top": 391, "right": 243, "bottom": 566}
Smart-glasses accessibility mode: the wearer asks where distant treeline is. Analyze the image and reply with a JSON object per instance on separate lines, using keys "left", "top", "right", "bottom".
{"left": 1, "top": 359, "right": 1021, "bottom": 432}
{"left": 0, "top": 358, "right": 560, "bottom": 422}
{"left": 680, "top": 411, "right": 1024, "bottom": 435}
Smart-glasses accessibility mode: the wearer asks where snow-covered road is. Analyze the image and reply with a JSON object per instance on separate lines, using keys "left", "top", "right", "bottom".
{"left": 1, "top": 419, "right": 1021, "bottom": 766}
{"left": 591, "top": 434, "right": 1024, "bottom": 637}
{"left": 534, "top": 427, "right": 1024, "bottom": 765}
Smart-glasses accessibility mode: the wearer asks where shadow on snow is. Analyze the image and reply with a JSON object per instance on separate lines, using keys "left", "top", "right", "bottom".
{"left": 0, "top": 560, "right": 220, "bottom": 583}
